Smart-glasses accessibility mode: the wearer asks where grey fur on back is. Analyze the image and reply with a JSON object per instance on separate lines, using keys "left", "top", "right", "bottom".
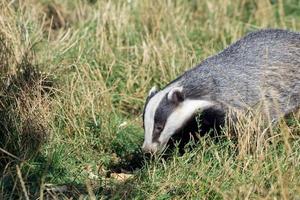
{"left": 169, "top": 29, "right": 300, "bottom": 119}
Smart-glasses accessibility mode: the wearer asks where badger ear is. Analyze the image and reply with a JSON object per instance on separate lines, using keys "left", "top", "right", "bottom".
{"left": 148, "top": 86, "right": 158, "bottom": 97}
{"left": 167, "top": 87, "right": 184, "bottom": 104}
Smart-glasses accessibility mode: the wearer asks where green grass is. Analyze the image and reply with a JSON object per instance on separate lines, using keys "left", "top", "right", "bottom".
{"left": 0, "top": 0, "right": 299, "bottom": 199}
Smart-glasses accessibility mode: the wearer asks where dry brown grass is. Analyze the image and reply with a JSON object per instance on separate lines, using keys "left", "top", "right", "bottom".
{"left": 0, "top": 4, "right": 55, "bottom": 198}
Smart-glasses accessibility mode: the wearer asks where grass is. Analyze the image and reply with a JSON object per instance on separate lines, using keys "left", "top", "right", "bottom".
{"left": 0, "top": 0, "right": 299, "bottom": 199}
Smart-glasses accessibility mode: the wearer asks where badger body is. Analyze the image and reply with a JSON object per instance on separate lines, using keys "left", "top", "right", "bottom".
{"left": 142, "top": 29, "right": 300, "bottom": 153}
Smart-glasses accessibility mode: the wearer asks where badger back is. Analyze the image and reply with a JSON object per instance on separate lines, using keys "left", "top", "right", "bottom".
{"left": 181, "top": 29, "right": 300, "bottom": 118}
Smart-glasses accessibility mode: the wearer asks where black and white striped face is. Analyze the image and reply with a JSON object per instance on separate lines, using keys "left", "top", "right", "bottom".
{"left": 142, "top": 86, "right": 214, "bottom": 154}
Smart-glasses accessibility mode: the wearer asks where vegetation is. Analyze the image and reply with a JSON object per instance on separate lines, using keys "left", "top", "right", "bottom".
{"left": 0, "top": 0, "right": 299, "bottom": 199}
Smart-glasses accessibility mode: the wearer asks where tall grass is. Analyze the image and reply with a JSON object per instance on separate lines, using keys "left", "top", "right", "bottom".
{"left": 0, "top": 0, "right": 299, "bottom": 199}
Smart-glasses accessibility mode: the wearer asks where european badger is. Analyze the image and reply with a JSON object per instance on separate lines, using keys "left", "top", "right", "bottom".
{"left": 142, "top": 29, "right": 300, "bottom": 154}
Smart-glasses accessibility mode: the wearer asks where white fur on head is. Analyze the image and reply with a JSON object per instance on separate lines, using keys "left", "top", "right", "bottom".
{"left": 143, "top": 85, "right": 176, "bottom": 152}
{"left": 146, "top": 99, "right": 214, "bottom": 153}
{"left": 148, "top": 86, "right": 158, "bottom": 97}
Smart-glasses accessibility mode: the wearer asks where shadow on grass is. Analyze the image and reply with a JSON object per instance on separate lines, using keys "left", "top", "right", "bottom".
{"left": 0, "top": 153, "right": 70, "bottom": 199}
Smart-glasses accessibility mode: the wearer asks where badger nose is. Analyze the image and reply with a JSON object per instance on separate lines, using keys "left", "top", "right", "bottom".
{"left": 142, "top": 143, "right": 158, "bottom": 154}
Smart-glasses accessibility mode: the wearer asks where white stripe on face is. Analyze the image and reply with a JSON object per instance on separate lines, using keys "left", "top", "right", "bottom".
{"left": 142, "top": 85, "right": 177, "bottom": 149}
{"left": 156, "top": 99, "right": 214, "bottom": 152}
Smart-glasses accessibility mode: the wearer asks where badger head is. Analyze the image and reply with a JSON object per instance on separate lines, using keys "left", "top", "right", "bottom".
{"left": 142, "top": 85, "right": 214, "bottom": 154}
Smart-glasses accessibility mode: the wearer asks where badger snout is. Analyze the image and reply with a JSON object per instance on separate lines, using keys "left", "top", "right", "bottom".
{"left": 142, "top": 142, "right": 159, "bottom": 154}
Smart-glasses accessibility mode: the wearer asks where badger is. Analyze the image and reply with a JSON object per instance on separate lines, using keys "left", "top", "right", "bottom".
{"left": 142, "top": 29, "right": 300, "bottom": 154}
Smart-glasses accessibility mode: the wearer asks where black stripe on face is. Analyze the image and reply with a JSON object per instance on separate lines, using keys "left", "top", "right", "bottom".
{"left": 152, "top": 95, "right": 177, "bottom": 143}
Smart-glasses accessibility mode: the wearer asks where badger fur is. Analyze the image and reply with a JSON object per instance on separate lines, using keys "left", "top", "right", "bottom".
{"left": 142, "top": 29, "right": 300, "bottom": 153}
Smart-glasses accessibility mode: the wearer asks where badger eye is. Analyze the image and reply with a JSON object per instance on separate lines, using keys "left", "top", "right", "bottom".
{"left": 156, "top": 126, "right": 163, "bottom": 132}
